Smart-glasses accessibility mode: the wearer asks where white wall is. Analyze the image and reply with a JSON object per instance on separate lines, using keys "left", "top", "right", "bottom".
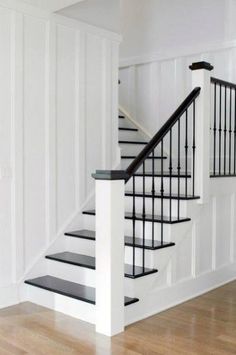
{"left": 0, "top": 1, "right": 120, "bottom": 308}
{"left": 58, "top": 0, "right": 121, "bottom": 33}
{"left": 120, "top": 0, "right": 236, "bottom": 62}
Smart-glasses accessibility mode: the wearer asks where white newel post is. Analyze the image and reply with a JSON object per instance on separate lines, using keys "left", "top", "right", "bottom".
{"left": 92, "top": 170, "right": 128, "bottom": 336}
{"left": 189, "top": 61, "right": 214, "bottom": 204}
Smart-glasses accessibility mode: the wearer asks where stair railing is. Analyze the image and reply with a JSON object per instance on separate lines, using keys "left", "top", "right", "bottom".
{"left": 93, "top": 61, "right": 213, "bottom": 336}
{"left": 125, "top": 87, "right": 200, "bottom": 278}
{"left": 210, "top": 77, "right": 236, "bottom": 177}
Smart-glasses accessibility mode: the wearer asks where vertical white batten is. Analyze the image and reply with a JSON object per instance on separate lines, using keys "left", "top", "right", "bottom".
{"left": 190, "top": 61, "right": 214, "bottom": 204}
{"left": 93, "top": 170, "right": 127, "bottom": 336}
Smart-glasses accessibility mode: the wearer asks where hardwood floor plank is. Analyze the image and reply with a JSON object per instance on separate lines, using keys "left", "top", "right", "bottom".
{"left": 0, "top": 281, "right": 235, "bottom": 354}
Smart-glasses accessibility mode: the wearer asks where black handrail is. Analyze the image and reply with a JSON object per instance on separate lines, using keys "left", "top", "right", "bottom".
{"left": 125, "top": 87, "right": 201, "bottom": 181}
{"left": 211, "top": 77, "right": 236, "bottom": 90}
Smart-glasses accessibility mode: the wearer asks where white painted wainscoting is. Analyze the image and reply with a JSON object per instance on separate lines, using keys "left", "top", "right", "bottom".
{"left": 119, "top": 46, "right": 236, "bottom": 137}
{"left": 0, "top": 1, "right": 120, "bottom": 308}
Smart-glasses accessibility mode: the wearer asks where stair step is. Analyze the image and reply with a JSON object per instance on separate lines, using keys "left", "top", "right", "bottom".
{"left": 124, "top": 237, "right": 175, "bottom": 250}
{"left": 46, "top": 252, "right": 158, "bottom": 279}
{"left": 134, "top": 171, "right": 191, "bottom": 178}
{"left": 119, "top": 140, "right": 148, "bottom": 145}
{"left": 121, "top": 156, "right": 166, "bottom": 160}
{"left": 83, "top": 210, "right": 191, "bottom": 224}
{"left": 66, "top": 230, "right": 175, "bottom": 250}
{"left": 25, "top": 276, "right": 139, "bottom": 306}
{"left": 119, "top": 127, "right": 138, "bottom": 132}
{"left": 125, "top": 191, "right": 200, "bottom": 200}
{"left": 65, "top": 229, "right": 95, "bottom": 240}
{"left": 210, "top": 173, "right": 236, "bottom": 178}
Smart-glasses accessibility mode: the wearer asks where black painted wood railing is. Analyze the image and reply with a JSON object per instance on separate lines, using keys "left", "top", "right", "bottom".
{"left": 211, "top": 77, "right": 236, "bottom": 177}
{"left": 125, "top": 87, "right": 201, "bottom": 277}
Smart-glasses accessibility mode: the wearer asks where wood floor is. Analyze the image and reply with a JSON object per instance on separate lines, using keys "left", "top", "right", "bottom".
{"left": 0, "top": 281, "right": 235, "bottom": 354}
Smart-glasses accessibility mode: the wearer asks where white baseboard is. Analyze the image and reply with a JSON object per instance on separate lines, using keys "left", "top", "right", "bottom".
{"left": 125, "top": 262, "right": 236, "bottom": 326}
{"left": 0, "top": 284, "right": 19, "bottom": 309}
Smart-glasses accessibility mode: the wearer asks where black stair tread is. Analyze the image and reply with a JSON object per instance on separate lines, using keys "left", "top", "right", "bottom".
{"left": 121, "top": 155, "right": 166, "bottom": 160}
{"left": 125, "top": 191, "right": 200, "bottom": 200}
{"left": 119, "top": 127, "right": 138, "bottom": 132}
{"left": 65, "top": 229, "right": 95, "bottom": 240}
{"left": 125, "top": 265, "right": 158, "bottom": 279}
{"left": 83, "top": 210, "right": 191, "bottom": 224}
{"left": 66, "top": 229, "right": 175, "bottom": 251}
{"left": 119, "top": 115, "right": 125, "bottom": 119}
{"left": 134, "top": 171, "right": 191, "bottom": 178}
{"left": 125, "top": 237, "right": 175, "bottom": 250}
{"left": 25, "top": 276, "right": 139, "bottom": 306}
{"left": 210, "top": 174, "right": 236, "bottom": 178}
{"left": 119, "top": 140, "right": 148, "bottom": 145}
{"left": 46, "top": 252, "right": 158, "bottom": 279}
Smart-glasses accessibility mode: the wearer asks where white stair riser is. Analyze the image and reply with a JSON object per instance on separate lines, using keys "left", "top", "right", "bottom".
{"left": 46, "top": 259, "right": 95, "bottom": 287}
{"left": 118, "top": 118, "right": 136, "bottom": 129}
{"left": 25, "top": 284, "right": 95, "bottom": 324}
{"left": 67, "top": 237, "right": 95, "bottom": 257}
{"left": 120, "top": 143, "right": 147, "bottom": 156}
{"left": 126, "top": 176, "right": 193, "bottom": 195}
{"left": 121, "top": 159, "right": 168, "bottom": 172}
{"left": 125, "top": 196, "right": 187, "bottom": 217}
{"left": 119, "top": 130, "right": 146, "bottom": 141}
{"left": 124, "top": 246, "right": 174, "bottom": 270}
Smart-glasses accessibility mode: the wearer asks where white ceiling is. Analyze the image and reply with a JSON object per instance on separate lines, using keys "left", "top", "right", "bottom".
{"left": 58, "top": 0, "right": 120, "bottom": 33}
{"left": 21, "top": 0, "right": 85, "bottom": 12}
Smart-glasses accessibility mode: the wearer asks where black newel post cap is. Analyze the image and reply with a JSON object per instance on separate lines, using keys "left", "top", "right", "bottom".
{"left": 189, "top": 61, "right": 214, "bottom": 71}
{"left": 92, "top": 170, "right": 129, "bottom": 180}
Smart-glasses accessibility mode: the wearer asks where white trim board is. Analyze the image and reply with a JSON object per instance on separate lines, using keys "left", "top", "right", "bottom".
{"left": 125, "top": 263, "right": 236, "bottom": 326}
{"left": 0, "top": 284, "right": 19, "bottom": 309}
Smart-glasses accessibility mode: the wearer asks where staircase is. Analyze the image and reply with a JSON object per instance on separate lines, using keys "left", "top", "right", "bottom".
{"left": 23, "top": 61, "right": 236, "bottom": 336}
{"left": 24, "top": 88, "right": 200, "bottom": 313}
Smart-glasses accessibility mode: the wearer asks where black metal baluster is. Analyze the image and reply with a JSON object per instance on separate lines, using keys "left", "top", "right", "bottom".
{"left": 151, "top": 150, "right": 155, "bottom": 248}
{"left": 177, "top": 118, "right": 181, "bottom": 218}
{"left": 161, "top": 140, "right": 164, "bottom": 245}
{"left": 169, "top": 129, "right": 172, "bottom": 222}
{"left": 142, "top": 161, "right": 145, "bottom": 271}
{"left": 132, "top": 176, "right": 136, "bottom": 277}
{"left": 185, "top": 109, "right": 188, "bottom": 197}
{"left": 219, "top": 84, "right": 222, "bottom": 175}
{"left": 224, "top": 86, "right": 227, "bottom": 175}
{"left": 213, "top": 83, "right": 217, "bottom": 175}
{"left": 229, "top": 88, "right": 232, "bottom": 174}
{"left": 192, "top": 100, "right": 196, "bottom": 196}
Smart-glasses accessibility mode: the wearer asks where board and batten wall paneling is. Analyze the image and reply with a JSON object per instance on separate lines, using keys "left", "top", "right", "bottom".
{"left": 23, "top": 14, "right": 47, "bottom": 268}
{"left": 0, "top": 2, "right": 120, "bottom": 303}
